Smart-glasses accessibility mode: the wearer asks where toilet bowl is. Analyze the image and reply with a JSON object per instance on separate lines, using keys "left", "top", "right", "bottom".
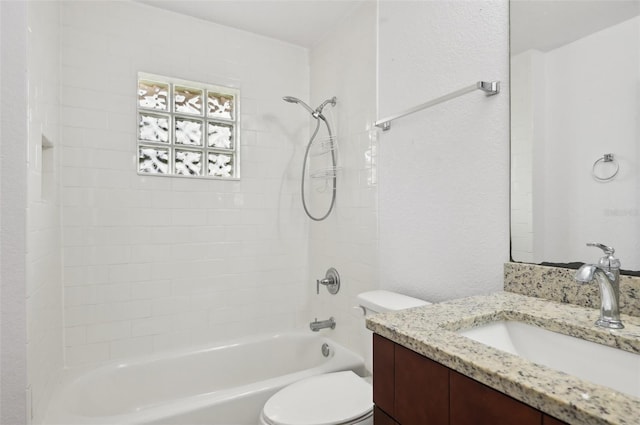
{"left": 259, "top": 290, "right": 429, "bottom": 425}
{"left": 259, "top": 371, "right": 373, "bottom": 425}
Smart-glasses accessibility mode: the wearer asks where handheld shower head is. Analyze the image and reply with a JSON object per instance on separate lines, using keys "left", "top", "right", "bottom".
{"left": 282, "top": 96, "right": 315, "bottom": 115}
{"left": 282, "top": 95, "right": 337, "bottom": 119}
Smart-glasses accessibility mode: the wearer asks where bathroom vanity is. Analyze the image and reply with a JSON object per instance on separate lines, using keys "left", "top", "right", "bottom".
{"left": 367, "top": 289, "right": 640, "bottom": 425}
{"left": 372, "top": 334, "right": 566, "bottom": 425}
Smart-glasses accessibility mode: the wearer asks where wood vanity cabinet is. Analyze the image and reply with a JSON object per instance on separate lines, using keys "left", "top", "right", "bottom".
{"left": 373, "top": 334, "right": 448, "bottom": 424}
{"left": 449, "top": 370, "right": 540, "bottom": 425}
{"left": 373, "top": 406, "right": 399, "bottom": 425}
{"left": 542, "top": 414, "right": 570, "bottom": 425}
{"left": 372, "top": 334, "right": 569, "bottom": 425}
{"left": 373, "top": 333, "right": 395, "bottom": 414}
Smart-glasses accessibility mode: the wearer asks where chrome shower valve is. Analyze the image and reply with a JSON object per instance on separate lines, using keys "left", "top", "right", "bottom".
{"left": 316, "top": 267, "right": 340, "bottom": 295}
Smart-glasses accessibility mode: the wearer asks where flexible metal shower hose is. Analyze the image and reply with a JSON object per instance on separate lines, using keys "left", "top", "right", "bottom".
{"left": 301, "top": 118, "right": 337, "bottom": 221}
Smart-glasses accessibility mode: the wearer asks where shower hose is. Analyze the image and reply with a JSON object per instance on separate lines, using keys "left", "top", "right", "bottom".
{"left": 301, "top": 118, "right": 337, "bottom": 221}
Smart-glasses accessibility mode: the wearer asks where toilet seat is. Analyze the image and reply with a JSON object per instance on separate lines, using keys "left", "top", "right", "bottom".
{"left": 261, "top": 371, "right": 373, "bottom": 425}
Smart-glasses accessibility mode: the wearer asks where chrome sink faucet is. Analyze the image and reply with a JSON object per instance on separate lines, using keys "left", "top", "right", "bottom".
{"left": 575, "top": 243, "right": 624, "bottom": 329}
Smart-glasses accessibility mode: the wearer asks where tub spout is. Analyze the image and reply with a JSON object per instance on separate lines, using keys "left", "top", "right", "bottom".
{"left": 310, "top": 317, "right": 335, "bottom": 332}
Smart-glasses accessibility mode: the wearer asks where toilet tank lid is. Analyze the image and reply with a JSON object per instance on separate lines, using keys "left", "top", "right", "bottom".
{"left": 356, "top": 290, "right": 429, "bottom": 313}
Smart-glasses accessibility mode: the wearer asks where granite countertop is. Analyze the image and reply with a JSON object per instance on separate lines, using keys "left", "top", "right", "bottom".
{"left": 366, "top": 291, "right": 640, "bottom": 425}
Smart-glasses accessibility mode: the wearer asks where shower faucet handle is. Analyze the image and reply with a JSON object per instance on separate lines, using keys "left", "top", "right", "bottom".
{"left": 316, "top": 268, "right": 340, "bottom": 295}
{"left": 316, "top": 279, "right": 329, "bottom": 294}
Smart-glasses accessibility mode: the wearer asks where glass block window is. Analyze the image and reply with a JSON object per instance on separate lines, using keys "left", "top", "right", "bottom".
{"left": 137, "top": 72, "right": 240, "bottom": 179}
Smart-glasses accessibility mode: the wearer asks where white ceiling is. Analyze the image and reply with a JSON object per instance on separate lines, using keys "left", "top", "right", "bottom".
{"left": 511, "top": 0, "right": 640, "bottom": 54}
{"left": 136, "top": 0, "right": 640, "bottom": 54}
{"left": 135, "top": 0, "right": 366, "bottom": 48}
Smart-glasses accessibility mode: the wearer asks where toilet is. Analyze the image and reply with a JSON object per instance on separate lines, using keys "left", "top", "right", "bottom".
{"left": 259, "top": 290, "right": 429, "bottom": 425}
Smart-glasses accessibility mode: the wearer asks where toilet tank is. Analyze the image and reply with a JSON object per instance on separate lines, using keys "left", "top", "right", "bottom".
{"left": 357, "top": 290, "right": 428, "bottom": 315}
{"left": 356, "top": 290, "right": 429, "bottom": 373}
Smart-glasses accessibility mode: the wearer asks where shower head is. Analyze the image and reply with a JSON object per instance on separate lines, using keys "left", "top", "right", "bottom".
{"left": 282, "top": 95, "right": 337, "bottom": 119}
{"left": 282, "top": 96, "right": 315, "bottom": 115}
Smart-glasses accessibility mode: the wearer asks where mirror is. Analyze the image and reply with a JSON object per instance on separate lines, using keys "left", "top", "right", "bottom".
{"left": 510, "top": 0, "right": 640, "bottom": 272}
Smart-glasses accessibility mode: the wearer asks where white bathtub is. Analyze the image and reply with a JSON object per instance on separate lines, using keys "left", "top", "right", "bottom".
{"left": 45, "top": 332, "right": 365, "bottom": 425}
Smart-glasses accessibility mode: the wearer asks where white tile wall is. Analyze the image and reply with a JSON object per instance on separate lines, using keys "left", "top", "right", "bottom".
{"left": 6, "top": 1, "right": 518, "bottom": 421}
{"left": 307, "top": 1, "right": 379, "bottom": 357}
{"left": 60, "top": 0, "right": 310, "bottom": 367}
{"left": 25, "top": 1, "right": 63, "bottom": 423}
{"left": 510, "top": 50, "right": 539, "bottom": 263}
{"left": 378, "top": 1, "right": 510, "bottom": 302}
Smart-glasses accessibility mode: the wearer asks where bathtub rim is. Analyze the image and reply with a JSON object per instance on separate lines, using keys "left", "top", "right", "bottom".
{"left": 44, "top": 330, "right": 365, "bottom": 425}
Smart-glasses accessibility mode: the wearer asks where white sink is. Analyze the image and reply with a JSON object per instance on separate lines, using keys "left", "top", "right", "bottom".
{"left": 458, "top": 321, "right": 640, "bottom": 398}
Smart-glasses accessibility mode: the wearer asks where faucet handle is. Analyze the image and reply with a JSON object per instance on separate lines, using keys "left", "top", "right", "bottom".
{"left": 316, "top": 268, "right": 340, "bottom": 295}
{"left": 586, "top": 243, "right": 620, "bottom": 270}
{"left": 587, "top": 242, "right": 615, "bottom": 255}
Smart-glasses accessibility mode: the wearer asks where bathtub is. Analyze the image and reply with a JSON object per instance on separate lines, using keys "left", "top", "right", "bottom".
{"left": 45, "top": 332, "right": 365, "bottom": 425}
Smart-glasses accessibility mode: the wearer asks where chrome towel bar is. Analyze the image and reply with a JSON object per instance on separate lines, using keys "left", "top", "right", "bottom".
{"left": 374, "top": 81, "right": 500, "bottom": 131}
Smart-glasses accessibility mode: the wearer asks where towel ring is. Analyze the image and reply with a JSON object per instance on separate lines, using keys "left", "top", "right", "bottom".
{"left": 592, "top": 153, "right": 619, "bottom": 182}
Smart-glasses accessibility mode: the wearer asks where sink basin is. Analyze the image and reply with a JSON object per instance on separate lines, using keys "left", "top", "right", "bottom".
{"left": 458, "top": 321, "right": 640, "bottom": 398}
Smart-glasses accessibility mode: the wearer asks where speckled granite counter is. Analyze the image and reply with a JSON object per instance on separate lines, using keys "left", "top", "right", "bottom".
{"left": 505, "top": 263, "right": 640, "bottom": 317}
{"left": 366, "top": 291, "right": 640, "bottom": 425}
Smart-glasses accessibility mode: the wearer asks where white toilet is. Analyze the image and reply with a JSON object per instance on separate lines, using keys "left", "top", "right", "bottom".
{"left": 259, "top": 290, "right": 429, "bottom": 425}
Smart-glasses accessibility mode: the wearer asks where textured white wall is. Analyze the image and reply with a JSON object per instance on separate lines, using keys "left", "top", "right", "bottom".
{"left": 308, "top": 0, "right": 378, "bottom": 357}
{"left": 378, "top": 1, "right": 510, "bottom": 302}
{"left": 26, "top": 1, "right": 63, "bottom": 423}
{"left": 59, "top": 0, "right": 310, "bottom": 367}
{"left": 1, "top": 1, "right": 28, "bottom": 423}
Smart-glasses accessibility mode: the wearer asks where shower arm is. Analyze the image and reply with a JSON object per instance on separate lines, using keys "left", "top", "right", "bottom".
{"left": 315, "top": 97, "right": 337, "bottom": 116}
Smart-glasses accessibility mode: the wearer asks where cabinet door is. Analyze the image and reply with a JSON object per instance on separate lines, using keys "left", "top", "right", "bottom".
{"left": 394, "top": 345, "right": 449, "bottom": 425}
{"left": 374, "top": 406, "right": 400, "bottom": 425}
{"left": 373, "top": 334, "right": 395, "bottom": 416}
{"left": 450, "top": 371, "right": 541, "bottom": 425}
{"left": 543, "top": 414, "right": 569, "bottom": 425}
